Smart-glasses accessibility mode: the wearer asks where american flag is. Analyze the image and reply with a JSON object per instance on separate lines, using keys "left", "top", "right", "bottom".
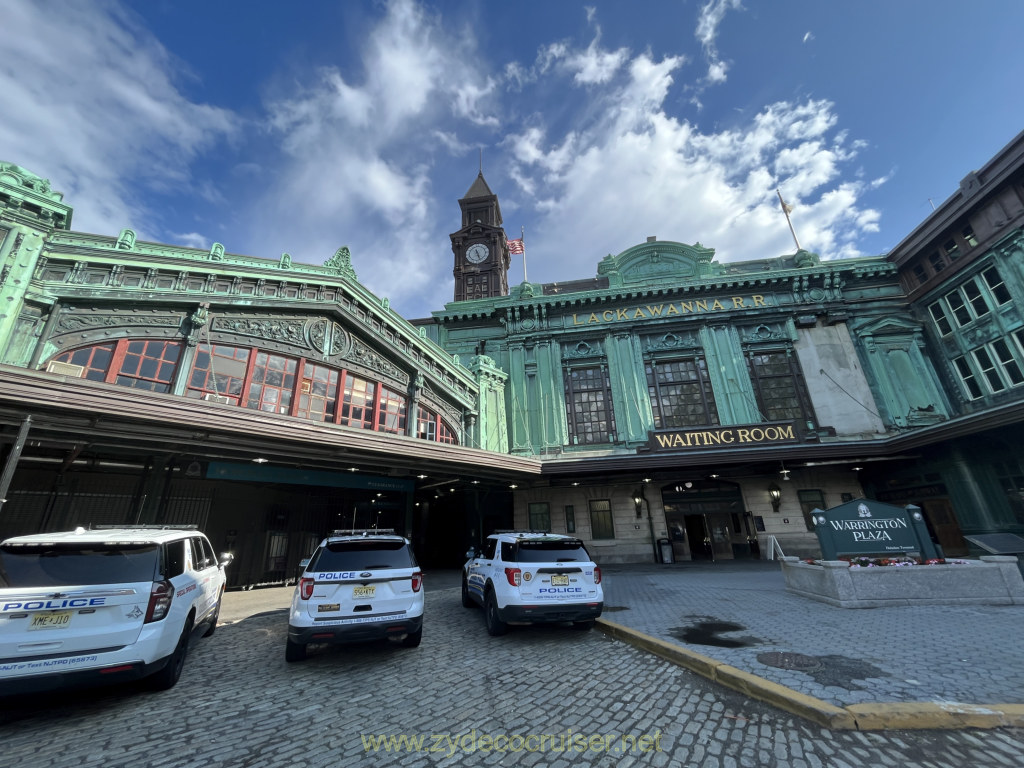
{"left": 507, "top": 238, "right": 525, "bottom": 255}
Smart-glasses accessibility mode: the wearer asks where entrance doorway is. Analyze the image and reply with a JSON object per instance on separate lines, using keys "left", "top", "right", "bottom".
{"left": 662, "top": 479, "right": 758, "bottom": 562}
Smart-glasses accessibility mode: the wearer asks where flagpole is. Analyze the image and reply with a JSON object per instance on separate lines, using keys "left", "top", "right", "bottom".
{"left": 521, "top": 226, "right": 527, "bottom": 283}
{"left": 777, "top": 189, "right": 801, "bottom": 251}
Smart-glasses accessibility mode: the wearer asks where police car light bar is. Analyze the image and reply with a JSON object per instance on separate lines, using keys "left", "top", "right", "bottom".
{"left": 90, "top": 524, "right": 199, "bottom": 530}
{"left": 493, "top": 530, "right": 559, "bottom": 535}
{"left": 329, "top": 528, "right": 398, "bottom": 537}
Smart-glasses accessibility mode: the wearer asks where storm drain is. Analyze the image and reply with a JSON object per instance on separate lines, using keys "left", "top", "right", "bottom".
{"left": 757, "top": 651, "right": 822, "bottom": 671}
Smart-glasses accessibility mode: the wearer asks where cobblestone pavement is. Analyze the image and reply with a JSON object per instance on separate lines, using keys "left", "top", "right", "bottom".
{"left": 600, "top": 562, "right": 1024, "bottom": 708}
{"left": 2, "top": 582, "right": 1023, "bottom": 768}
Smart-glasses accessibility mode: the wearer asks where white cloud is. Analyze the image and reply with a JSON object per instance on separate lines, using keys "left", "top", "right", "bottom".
{"left": 247, "top": 0, "right": 502, "bottom": 315}
{"left": 505, "top": 45, "right": 880, "bottom": 283}
{"left": 803, "top": 31, "right": 815, "bottom": 44}
{"left": 695, "top": 0, "right": 742, "bottom": 84}
{"left": 567, "top": 41, "right": 630, "bottom": 85}
{"left": 171, "top": 232, "right": 210, "bottom": 250}
{"left": 0, "top": 0, "right": 237, "bottom": 241}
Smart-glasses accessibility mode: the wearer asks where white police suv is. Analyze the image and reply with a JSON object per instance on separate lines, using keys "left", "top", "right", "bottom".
{"left": 462, "top": 531, "right": 603, "bottom": 636}
{"left": 0, "top": 525, "right": 232, "bottom": 695}
{"left": 286, "top": 529, "right": 423, "bottom": 662}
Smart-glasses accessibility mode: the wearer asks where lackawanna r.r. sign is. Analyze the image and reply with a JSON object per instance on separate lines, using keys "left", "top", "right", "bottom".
{"left": 647, "top": 422, "right": 799, "bottom": 451}
{"left": 809, "top": 498, "right": 941, "bottom": 560}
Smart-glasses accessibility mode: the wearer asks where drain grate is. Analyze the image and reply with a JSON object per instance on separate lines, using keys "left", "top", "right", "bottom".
{"left": 757, "top": 651, "right": 822, "bottom": 671}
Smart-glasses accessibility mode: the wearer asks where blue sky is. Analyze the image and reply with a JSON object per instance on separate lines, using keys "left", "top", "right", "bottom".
{"left": 2, "top": 0, "right": 1023, "bottom": 319}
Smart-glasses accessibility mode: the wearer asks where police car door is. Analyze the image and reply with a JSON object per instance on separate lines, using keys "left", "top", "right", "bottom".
{"left": 186, "top": 537, "right": 217, "bottom": 622}
{"left": 467, "top": 537, "right": 497, "bottom": 601}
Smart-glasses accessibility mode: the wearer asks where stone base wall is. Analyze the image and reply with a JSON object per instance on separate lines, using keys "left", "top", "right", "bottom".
{"left": 780, "top": 555, "right": 1024, "bottom": 608}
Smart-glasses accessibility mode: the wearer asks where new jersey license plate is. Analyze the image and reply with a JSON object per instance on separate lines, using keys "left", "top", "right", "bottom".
{"left": 352, "top": 585, "right": 376, "bottom": 599}
{"left": 550, "top": 574, "right": 569, "bottom": 586}
{"left": 28, "top": 611, "right": 72, "bottom": 631}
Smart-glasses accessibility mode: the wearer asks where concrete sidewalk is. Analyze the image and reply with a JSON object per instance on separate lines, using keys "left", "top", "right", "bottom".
{"left": 597, "top": 561, "right": 1024, "bottom": 730}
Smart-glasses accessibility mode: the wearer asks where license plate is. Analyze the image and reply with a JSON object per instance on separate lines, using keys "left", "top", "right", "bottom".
{"left": 317, "top": 603, "right": 340, "bottom": 613}
{"left": 352, "top": 585, "right": 376, "bottom": 599}
{"left": 550, "top": 574, "right": 569, "bottom": 586}
{"left": 29, "top": 611, "right": 72, "bottom": 631}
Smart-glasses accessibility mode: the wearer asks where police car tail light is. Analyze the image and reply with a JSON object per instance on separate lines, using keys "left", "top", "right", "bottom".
{"left": 593, "top": 567, "right": 602, "bottom": 585}
{"left": 299, "top": 577, "right": 315, "bottom": 600}
{"left": 504, "top": 567, "right": 522, "bottom": 587}
{"left": 145, "top": 580, "right": 174, "bottom": 623}
{"left": 411, "top": 571, "right": 423, "bottom": 592}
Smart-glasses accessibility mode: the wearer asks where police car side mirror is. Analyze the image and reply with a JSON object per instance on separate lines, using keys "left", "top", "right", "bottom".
{"left": 465, "top": 548, "right": 477, "bottom": 560}
{"left": 218, "top": 552, "right": 234, "bottom": 568}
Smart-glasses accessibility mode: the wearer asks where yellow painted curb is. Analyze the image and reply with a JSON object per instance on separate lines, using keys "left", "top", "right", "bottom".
{"left": 595, "top": 618, "right": 1024, "bottom": 731}
{"left": 712, "top": 663, "right": 855, "bottom": 729}
{"left": 847, "top": 703, "right": 1024, "bottom": 730}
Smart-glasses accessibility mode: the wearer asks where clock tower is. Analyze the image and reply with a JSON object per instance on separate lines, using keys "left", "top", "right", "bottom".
{"left": 450, "top": 171, "right": 511, "bottom": 302}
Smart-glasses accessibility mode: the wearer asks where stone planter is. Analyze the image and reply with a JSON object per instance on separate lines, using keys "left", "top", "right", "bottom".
{"left": 780, "top": 555, "right": 1024, "bottom": 608}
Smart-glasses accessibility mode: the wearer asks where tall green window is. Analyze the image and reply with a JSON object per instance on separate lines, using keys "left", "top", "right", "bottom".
{"left": 746, "top": 350, "right": 816, "bottom": 424}
{"left": 646, "top": 357, "right": 719, "bottom": 427}
{"left": 528, "top": 502, "right": 551, "bottom": 532}
{"left": 589, "top": 499, "right": 614, "bottom": 539}
{"left": 564, "top": 366, "right": 616, "bottom": 445}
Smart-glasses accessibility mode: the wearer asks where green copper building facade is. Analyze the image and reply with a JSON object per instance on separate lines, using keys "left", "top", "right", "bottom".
{"left": 2, "top": 130, "right": 1024, "bottom": 575}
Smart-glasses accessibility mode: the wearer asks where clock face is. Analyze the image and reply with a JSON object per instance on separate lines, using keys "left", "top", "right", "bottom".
{"left": 466, "top": 243, "right": 489, "bottom": 264}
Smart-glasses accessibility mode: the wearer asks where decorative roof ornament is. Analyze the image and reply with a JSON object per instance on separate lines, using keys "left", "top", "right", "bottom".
{"left": 325, "top": 246, "right": 358, "bottom": 280}
{"left": 116, "top": 229, "right": 136, "bottom": 250}
{"left": 0, "top": 162, "right": 62, "bottom": 201}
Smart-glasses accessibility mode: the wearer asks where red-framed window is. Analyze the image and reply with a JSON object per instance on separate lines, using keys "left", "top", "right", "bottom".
{"left": 416, "top": 406, "right": 437, "bottom": 441}
{"left": 340, "top": 373, "right": 376, "bottom": 429}
{"left": 53, "top": 342, "right": 117, "bottom": 382}
{"left": 49, "top": 339, "right": 457, "bottom": 443}
{"left": 245, "top": 352, "right": 297, "bottom": 414}
{"left": 53, "top": 339, "right": 181, "bottom": 393}
{"left": 113, "top": 340, "right": 182, "bottom": 393}
{"left": 377, "top": 387, "right": 407, "bottom": 435}
{"left": 416, "top": 406, "right": 458, "bottom": 445}
{"left": 186, "top": 344, "right": 250, "bottom": 404}
{"left": 437, "top": 420, "right": 457, "bottom": 445}
{"left": 296, "top": 362, "right": 339, "bottom": 422}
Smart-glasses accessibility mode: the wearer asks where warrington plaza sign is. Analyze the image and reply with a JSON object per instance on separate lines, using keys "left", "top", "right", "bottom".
{"left": 809, "top": 498, "right": 941, "bottom": 561}
{"left": 647, "top": 421, "right": 799, "bottom": 451}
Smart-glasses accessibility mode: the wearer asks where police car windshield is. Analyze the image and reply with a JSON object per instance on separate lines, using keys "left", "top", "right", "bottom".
{"left": 310, "top": 540, "right": 415, "bottom": 571}
{"left": 0, "top": 543, "right": 160, "bottom": 588}
{"left": 513, "top": 541, "right": 588, "bottom": 563}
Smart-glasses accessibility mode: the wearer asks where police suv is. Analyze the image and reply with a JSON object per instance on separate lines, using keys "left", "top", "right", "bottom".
{"left": 0, "top": 525, "right": 232, "bottom": 694}
{"left": 462, "top": 531, "right": 603, "bottom": 636}
{"left": 286, "top": 529, "right": 423, "bottom": 662}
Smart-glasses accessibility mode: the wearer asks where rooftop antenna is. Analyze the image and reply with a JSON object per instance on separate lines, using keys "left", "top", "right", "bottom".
{"left": 479, "top": 147, "right": 483, "bottom": 175}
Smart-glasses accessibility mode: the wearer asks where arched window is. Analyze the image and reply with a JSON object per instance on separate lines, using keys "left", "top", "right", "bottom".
{"left": 53, "top": 339, "right": 181, "bottom": 393}
{"left": 416, "top": 406, "right": 459, "bottom": 445}
{"left": 47, "top": 339, "right": 457, "bottom": 444}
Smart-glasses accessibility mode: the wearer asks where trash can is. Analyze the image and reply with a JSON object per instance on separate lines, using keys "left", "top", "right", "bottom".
{"left": 657, "top": 538, "right": 674, "bottom": 564}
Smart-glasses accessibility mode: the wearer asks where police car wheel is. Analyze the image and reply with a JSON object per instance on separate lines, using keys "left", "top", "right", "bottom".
{"left": 572, "top": 620, "right": 595, "bottom": 631}
{"left": 147, "top": 617, "right": 192, "bottom": 691}
{"left": 285, "top": 637, "right": 307, "bottom": 662}
{"left": 461, "top": 578, "right": 474, "bottom": 608}
{"left": 401, "top": 627, "right": 422, "bottom": 648}
{"left": 484, "top": 592, "right": 507, "bottom": 637}
{"left": 202, "top": 590, "right": 223, "bottom": 638}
